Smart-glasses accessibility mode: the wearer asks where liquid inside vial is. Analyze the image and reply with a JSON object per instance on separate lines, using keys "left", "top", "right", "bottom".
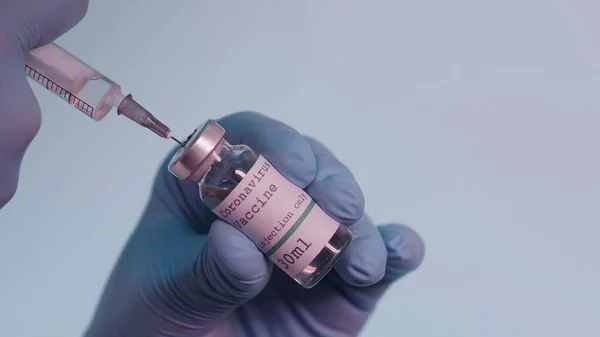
{"left": 199, "top": 143, "right": 352, "bottom": 288}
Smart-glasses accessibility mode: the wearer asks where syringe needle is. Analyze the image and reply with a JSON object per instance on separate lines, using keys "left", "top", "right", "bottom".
{"left": 171, "top": 137, "right": 184, "bottom": 146}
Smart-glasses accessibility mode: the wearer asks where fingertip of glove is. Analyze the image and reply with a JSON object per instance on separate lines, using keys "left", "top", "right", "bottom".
{"left": 378, "top": 224, "right": 425, "bottom": 277}
{"left": 335, "top": 217, "right": 387, "bottom": 287}
{"left": 342, "top": 249, "right": 387, "bottom": 287}
{"left": 0, "top": 174, "right": 17, "bottom": 210}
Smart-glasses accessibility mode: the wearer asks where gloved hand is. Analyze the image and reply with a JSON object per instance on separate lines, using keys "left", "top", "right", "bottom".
{"left": 85, "top": 111, "right": 425, "bottom": 337}
{"left": 0, "top": 0, "right": 90, "bottom": 208}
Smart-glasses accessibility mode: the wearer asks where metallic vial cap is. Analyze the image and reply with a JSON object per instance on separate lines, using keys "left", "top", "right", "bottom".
{"left": 168, "top": 120, "right": 226, "bottom": 180}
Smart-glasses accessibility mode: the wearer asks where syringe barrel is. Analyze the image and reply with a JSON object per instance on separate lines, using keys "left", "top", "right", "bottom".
{"left": 24, "top": 43, "right": 123, "bottom": 121}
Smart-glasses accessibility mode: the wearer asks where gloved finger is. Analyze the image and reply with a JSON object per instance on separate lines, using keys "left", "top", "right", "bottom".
{"left": 0, "top": 56, "right": 41, "bottom": 207}
{"left": 2, "top": 0, "right": 89, "bottom": 55}
{"left": 333, "top": 214, "right": 387, "bottom": 286}
{"left": 216, "top": 111, "right": 317, "bottom": 189}
{"left": 303, "top": 136, "right": 365, "bottom": 226}
{"left": 327, "top": 223, "right": 424, "bottom": 314}
{"left": 377, "top": 223, "right": 425, "bottom": 284}
{"left": 359, "top": 223, "right": 425, "bottom": 300}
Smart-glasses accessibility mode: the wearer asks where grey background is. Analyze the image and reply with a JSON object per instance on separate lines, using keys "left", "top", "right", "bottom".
{"left": 1, "top": 1, "right": 599, "bottom": 336}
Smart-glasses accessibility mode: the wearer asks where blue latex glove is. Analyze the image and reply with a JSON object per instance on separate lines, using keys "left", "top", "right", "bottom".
{"left": 0, "top": 0, "right": 89, "bottom": 207}
{"left": 84, "top": 111, "right": 425, "bottom": 336}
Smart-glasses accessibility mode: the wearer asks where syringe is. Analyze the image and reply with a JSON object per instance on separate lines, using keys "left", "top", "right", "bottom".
{"left": 24, "top": 42, "right": 181, "bottom": 144}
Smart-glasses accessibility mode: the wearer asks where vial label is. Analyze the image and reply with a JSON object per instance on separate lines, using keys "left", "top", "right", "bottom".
{"left": 213, "top": 155, "right": 340, "bottom": 277}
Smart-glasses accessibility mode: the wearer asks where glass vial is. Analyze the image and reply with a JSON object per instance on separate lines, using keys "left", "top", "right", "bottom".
{"left": 168, "top": 120, "right": 353, "bottom": 288}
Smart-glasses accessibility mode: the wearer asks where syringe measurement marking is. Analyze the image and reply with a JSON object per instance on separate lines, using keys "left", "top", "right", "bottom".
{"left": 24, "top": 65, "right": 94, "bottom": 115}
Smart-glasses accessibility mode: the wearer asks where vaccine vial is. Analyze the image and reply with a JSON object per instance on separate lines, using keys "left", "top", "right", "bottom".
{"left": 168, "top": 120, "right": 353, "bottom": 288}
